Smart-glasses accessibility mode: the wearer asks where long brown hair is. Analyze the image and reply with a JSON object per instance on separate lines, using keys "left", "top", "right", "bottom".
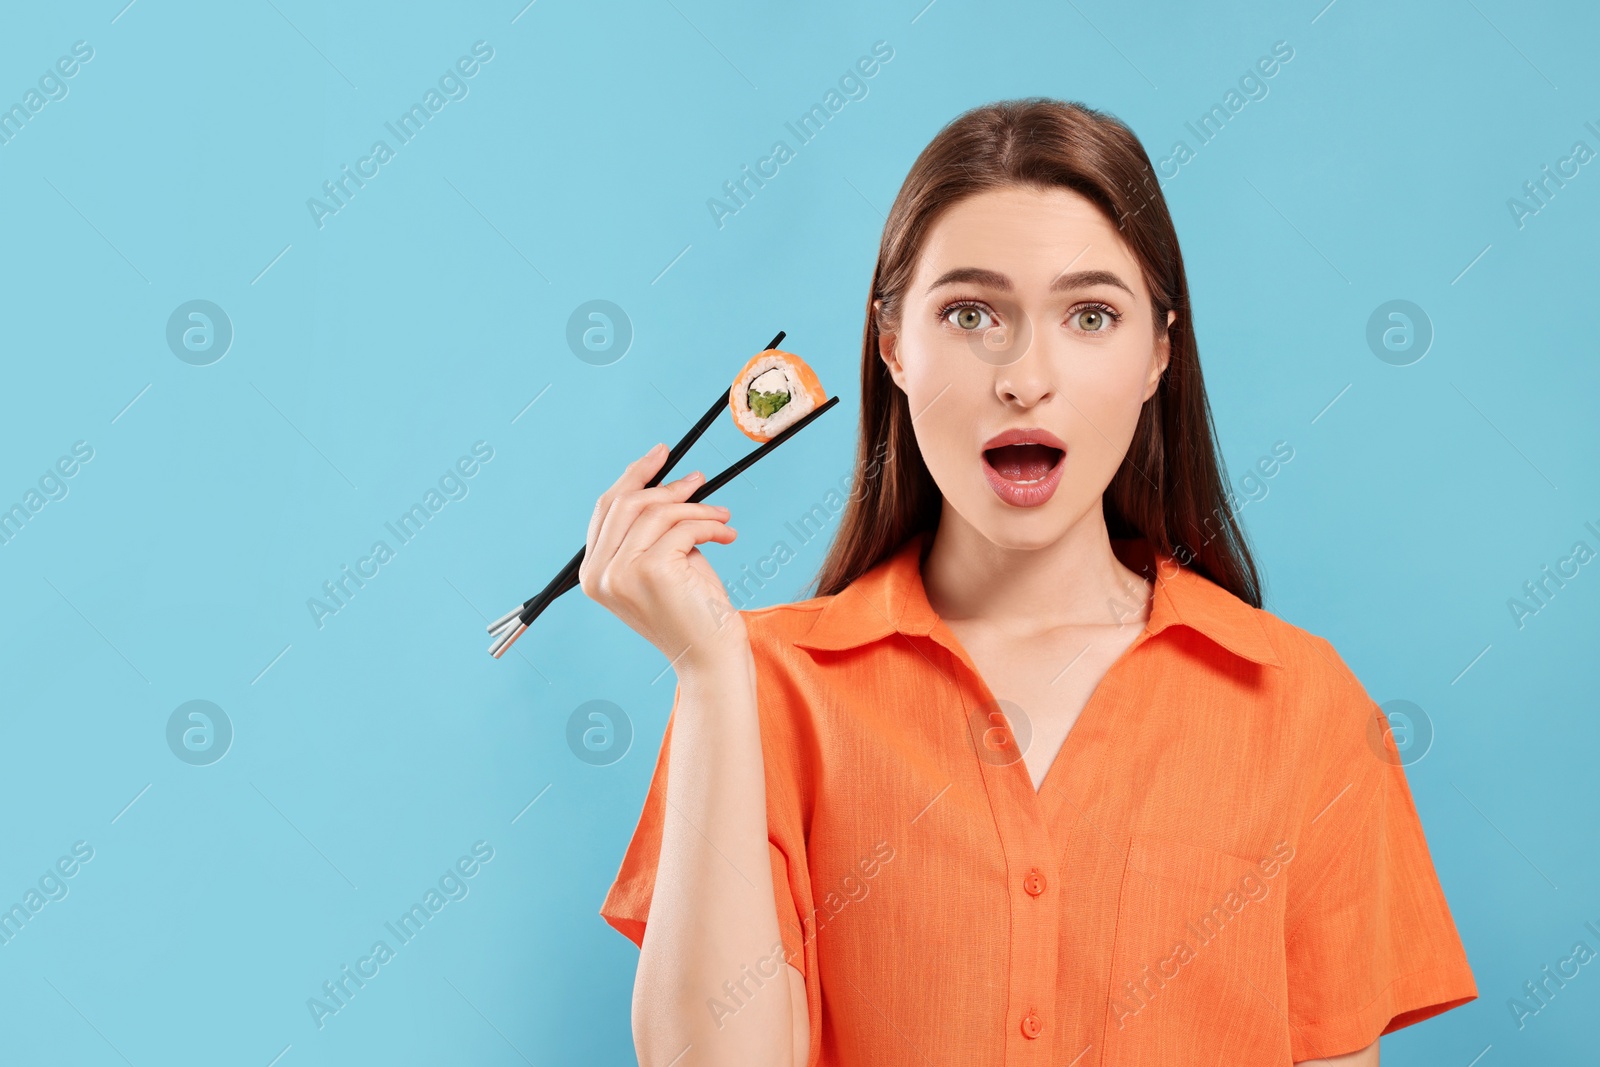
{"left": 807, "top": 97, "right": 1263, "bottom": 607}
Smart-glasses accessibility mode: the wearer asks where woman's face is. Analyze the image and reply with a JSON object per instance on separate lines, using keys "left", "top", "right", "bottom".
{"left": 879, "top": 183, "right": 1174, "bottom": 551}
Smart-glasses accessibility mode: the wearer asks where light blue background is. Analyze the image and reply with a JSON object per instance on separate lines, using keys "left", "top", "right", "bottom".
{"left": 1, "top": 0, "right": 1596, "bottom": 1064}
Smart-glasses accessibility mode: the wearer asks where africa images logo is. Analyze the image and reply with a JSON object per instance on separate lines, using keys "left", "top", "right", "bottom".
{"left": 305, "top": 41, "right": 495, "bottom": 229}
{"left": 306, "top": 841, "right": 495, "bottom": 1030}
{"left": 1111, "top": 841, "right": 1295, "bottom": 1030}
{"left": 705, "top": 40, "right": 894, "bottom": 230}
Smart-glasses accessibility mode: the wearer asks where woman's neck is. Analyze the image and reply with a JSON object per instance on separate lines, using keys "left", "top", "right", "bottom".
{"left": 920, "top": 505, "right": 1152, "bottom": 636}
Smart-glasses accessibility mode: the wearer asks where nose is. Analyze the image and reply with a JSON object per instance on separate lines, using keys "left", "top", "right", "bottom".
{"left": 993, "top": 344, "right": 1056, "bottom": 409}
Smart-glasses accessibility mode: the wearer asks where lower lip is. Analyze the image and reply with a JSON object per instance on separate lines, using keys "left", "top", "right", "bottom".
{"left": 982, "top": 449, "right": 1065, "bottom": 508}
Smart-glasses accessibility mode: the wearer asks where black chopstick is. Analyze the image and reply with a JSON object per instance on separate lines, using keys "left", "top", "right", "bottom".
{"left": 486, "top": 396, "right": 838, "bottom": 657}
{"left": 485, "top": 330, "right": 785, "bottom": 641}
{"left": 487, "top": 388, "right": 840, "bottom": 655}
{"left": 487, "top": 331, "right": 839, "bottom": 658}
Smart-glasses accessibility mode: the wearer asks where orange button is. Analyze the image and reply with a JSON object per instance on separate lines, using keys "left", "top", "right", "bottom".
{"left": 1023, "top": 868, "right": 1046, "bottom": 896}
{"left": 1021, "top": 1010, "right": 1043, "bottom": 1039}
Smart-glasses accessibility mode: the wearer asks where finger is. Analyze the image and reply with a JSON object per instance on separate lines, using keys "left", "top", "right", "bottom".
{"left": 593, "top": 470, "right": 705, "bottom": 569}
{"left": 644, "top": 518, "right": 738, "bottom": 566}
{"left": 612, "top": 498, "right": 731, "bottom": 568}
{"left": 587, "top": 443, "right": 670, "bottom": 555}
{"left": 591, "top": 470, "right": 707, "bottom": 583}
{"left": 584, "top": 444, "right": 672, "bottom": 588}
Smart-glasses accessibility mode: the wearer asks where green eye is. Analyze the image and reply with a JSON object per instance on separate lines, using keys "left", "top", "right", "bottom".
{"left": 946, "top": 304, "right": 995, "bottom": 331}
{"left": 1073, "top": 305, "right": 1118, "bottom": 332}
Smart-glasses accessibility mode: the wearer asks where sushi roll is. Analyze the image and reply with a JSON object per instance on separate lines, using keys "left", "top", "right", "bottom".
{"left": 728, "top": 348, "right": 828, "bottom": 442}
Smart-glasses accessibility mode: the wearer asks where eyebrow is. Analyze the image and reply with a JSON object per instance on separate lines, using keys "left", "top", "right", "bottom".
{"left": 925, "top": 267, "right": 1135, "bottom": 297}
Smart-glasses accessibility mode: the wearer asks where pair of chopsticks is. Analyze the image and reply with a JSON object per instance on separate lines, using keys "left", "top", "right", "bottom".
{"left": 487, "top": 330, "right": 841, "bottom": 658}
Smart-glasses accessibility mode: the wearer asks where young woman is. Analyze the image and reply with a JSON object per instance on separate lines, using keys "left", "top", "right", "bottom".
{"left": 591, "top": 99, "right": 1476, "bottom": 1067}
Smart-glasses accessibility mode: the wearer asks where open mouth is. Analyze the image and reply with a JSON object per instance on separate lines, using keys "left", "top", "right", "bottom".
{"left": 983, "top": 443, "right": 1064, "bottom": 484}
{"left": 981, "top": 443, "right": 1066, "bottom": 507}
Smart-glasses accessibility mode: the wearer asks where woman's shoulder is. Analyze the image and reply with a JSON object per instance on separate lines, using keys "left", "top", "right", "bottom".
{"left": 1156, "top": 549, "right": 1376, "bottom": 708}
{"left": 732, "top": 592, "right": 891, "bottom": 706}
{"left": 738, "top": 596, "right": 832, "bottom": 628}
{"left": 1189, "top": 593, "right": 1393, "bottom": 789}
{"left": 1245, "top": 601, "right": 1382, "bottom": 721}
{"left": 736, "top": 596, "right": 834, "bottom": 665}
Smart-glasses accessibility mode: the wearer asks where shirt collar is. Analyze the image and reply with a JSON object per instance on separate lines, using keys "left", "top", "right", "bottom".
{"left": 794, "top": 529, "right": 1282, "bottom": 669}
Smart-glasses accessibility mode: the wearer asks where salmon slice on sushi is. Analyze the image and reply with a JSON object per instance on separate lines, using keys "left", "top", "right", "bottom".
{"left": 729, "top": 349, "right": 829, "bottom": 442}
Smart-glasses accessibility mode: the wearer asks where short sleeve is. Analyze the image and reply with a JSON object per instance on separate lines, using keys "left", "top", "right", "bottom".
{"left": 598, "top": 678, "right": 812, "bottom": 982}
{"left": 1283, "top": 642, "right": 1478, "bottom": 1060}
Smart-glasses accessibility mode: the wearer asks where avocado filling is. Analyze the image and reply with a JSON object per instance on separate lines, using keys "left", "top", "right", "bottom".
{"left": 749, "top": 389, "right": 791, "bottom": 418}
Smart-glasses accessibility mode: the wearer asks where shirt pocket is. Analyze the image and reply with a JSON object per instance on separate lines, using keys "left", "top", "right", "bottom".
{"left": 1100, "top": 834, "right": 1293, "bottom": 1067}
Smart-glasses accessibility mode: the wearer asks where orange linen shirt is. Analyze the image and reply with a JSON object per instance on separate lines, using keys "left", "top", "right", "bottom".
{"left": 601, "top": 530, "right": 1478, "bottom": 1066}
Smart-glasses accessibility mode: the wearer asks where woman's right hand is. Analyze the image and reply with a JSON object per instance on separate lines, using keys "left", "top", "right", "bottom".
{"left": 578, "top": 442, "right": 748, "bottom": 670}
